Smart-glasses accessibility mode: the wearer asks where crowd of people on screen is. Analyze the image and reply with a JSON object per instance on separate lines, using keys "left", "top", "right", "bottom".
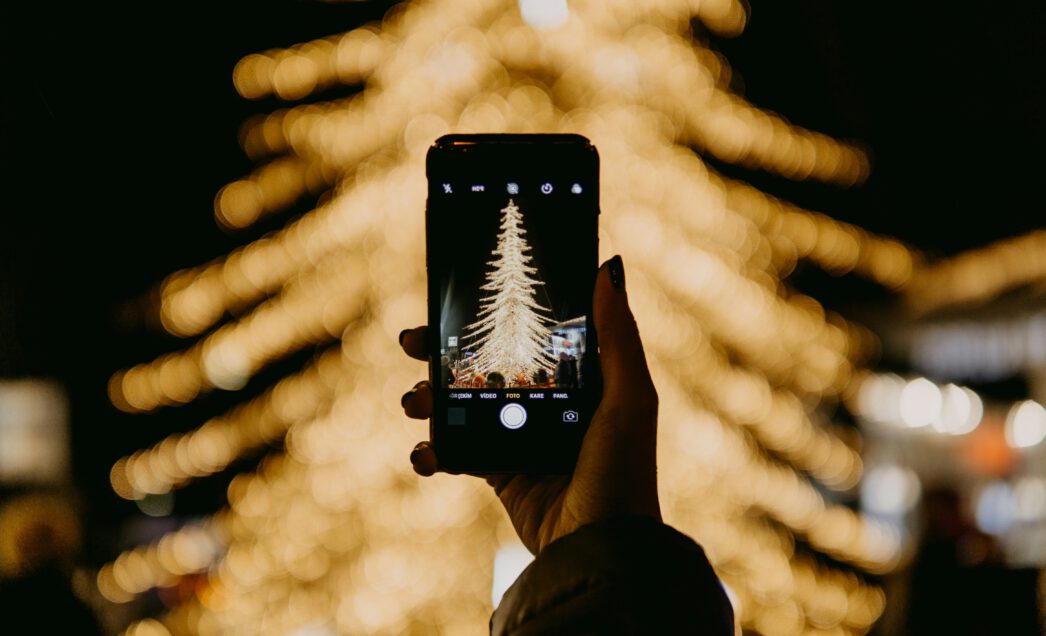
{"left": 442, "top": 351, "right": 581, "bottom": 389}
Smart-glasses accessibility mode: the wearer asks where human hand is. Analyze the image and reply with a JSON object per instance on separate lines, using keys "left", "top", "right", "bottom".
{"left": 400, "top": 255, "right": 660, "bottom": 554}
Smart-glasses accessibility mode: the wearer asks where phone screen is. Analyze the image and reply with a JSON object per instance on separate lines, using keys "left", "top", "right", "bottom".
{"left": 426, "top": 134, "right": 600, "bottom": 473}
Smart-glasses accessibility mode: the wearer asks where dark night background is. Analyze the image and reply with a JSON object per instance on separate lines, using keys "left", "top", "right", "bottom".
{"left": 1, "top": 0, "right": 1043, "bottom": 572}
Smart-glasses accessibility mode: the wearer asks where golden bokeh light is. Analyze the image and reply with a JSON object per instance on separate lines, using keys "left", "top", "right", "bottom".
{"left": 903, "top": 229, "right": 1046, "bottom": 315}
{"left": 100, "top": 1, "right": 931, "bottom": 634}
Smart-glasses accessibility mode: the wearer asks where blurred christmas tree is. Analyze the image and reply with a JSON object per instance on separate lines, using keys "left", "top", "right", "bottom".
{"left": 100, "top": 1, "right": 921, "bottom": 634}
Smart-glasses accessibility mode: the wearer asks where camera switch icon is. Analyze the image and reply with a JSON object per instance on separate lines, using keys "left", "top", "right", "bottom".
{"left": 500, "top": 403, "right": 527, "bottom": 430}
{"left": 562, "top": 410, "right": 579, "bottom": 422}
{"left": 540, "top": 182, "right": 553, "bottom": 194}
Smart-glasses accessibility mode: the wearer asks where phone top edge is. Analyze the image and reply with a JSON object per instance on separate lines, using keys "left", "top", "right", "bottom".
{"left": 426, "top": 134, "right": 599, "bottom": 178}
{"left": 431, "top": 133, "right": 593, "bottom": 148}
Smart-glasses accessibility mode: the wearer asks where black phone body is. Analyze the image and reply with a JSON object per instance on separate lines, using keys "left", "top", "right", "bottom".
{"left": 425, "top": 134, "right": 601, "bottom": 474}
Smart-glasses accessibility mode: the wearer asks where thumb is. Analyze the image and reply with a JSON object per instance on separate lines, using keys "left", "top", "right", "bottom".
{"left": 593, "top": 255, "right": 657, "bottom": 415}
{"left": 570, "top": 255, "right": 661, "bottom": 522}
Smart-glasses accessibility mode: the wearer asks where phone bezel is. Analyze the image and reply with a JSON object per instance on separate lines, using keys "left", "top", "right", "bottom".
{"left": 424, "top": 133, "right": 601, "bottom": 474}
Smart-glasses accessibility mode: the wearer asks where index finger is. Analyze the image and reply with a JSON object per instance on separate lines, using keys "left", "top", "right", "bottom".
{"left": 399, "top": 326, "right": 428, "bottom": 361}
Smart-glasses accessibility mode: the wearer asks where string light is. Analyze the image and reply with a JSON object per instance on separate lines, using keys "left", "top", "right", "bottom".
{"left": 851, "top": 373, "right": 985, "bottom": 437}
{"left": 904, "top": 229, "right": 1046, "bottom": 315}
{"left": 214, "top": 156, "right": 333, "bottom": 230}
{"left": 1005, "top": 401, "right": 1046, "bottom": 450}
{"left": 110, "top": 347, "right": 346, "bottom": 499}
{"left": 634, "top": 279, "right": 861, "bottom": 488}
{"left": 113, "top": 251, "right": 369, "bottom": 412}
{"left": 98, "top": 520, "right": 226, "bottom": 602}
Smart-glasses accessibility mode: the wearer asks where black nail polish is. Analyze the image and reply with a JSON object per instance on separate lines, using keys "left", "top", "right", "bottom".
{"left": 409, "top": 448, "right": 420, "bottom": 464}
{"left": 401, "top": 388, "right": 415, "bottom": 407}
{"left": 399, "top": 329, "right": 410, "bottom": 345}
{"left": 608, "top": 255, "right": 625, "bottom": 290}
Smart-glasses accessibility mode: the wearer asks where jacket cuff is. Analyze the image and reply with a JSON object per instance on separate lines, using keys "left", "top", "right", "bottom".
{"left": 491, "top": 516, "right": 734, "bottom": 635}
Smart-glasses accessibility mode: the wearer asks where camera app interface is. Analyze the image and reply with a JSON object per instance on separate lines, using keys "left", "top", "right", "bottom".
{"left": 429, "top": 163, "right": 596, "bottom": 434}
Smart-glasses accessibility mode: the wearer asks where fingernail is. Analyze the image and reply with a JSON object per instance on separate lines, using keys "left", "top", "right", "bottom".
{"left": 401, "top": 387, "right": 416, "bottom": 407}
{"left": 608, "top": 255, "right": 625, "bottom": 290}
{"left": 399, "top": 329, "right": 410, "bottom": 345}
{"left": 409, "top": 448, "right": 420, "bottom": 464}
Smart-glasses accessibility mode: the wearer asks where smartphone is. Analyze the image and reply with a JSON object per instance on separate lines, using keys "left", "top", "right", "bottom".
{"left": 425, "top": 134, "right": 601, "bottom": 473}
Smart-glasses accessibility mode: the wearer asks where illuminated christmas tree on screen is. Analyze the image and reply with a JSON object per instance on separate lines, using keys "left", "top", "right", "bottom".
{"left": 464, "top": 199, "right": 555, "bottom": 380}
{"left": 99, "top": 2, "right": 929, "bottom": 635}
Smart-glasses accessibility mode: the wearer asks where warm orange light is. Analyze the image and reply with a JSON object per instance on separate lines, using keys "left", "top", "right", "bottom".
{"left": 105, "top": 1, "right": 904, "bottom": 634}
